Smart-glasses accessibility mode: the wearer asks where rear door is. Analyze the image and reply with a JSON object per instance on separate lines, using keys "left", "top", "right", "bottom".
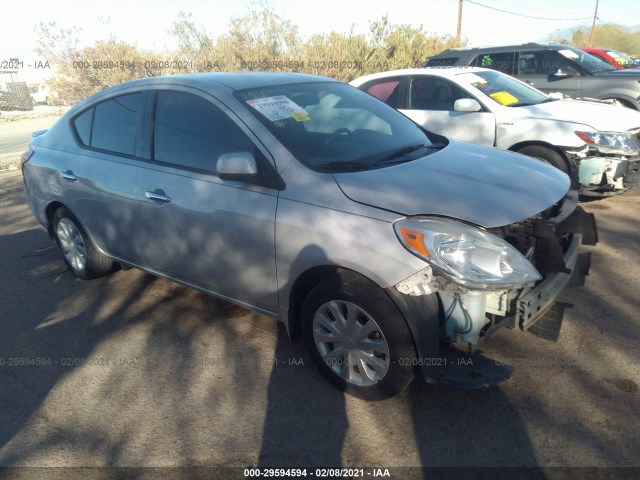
{"left": 60, "top": 91, "right": 147, "bottom": 263}
{"left": 135, "top": 87, "right": 279, "bottom": 312}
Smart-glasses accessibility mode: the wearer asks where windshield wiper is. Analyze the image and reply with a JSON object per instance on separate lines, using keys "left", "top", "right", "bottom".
{"left": 314, "top": 160, "right": 372, "bottom": 172}
{"left": 373, "top": 143, "right": 444, "bottom": 165}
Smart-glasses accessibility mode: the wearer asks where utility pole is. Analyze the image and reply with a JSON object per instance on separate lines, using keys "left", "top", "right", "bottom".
{"left": 588, "top": 0, "right": 599, "bottom": 47}
{"left": 456, "top": 0, "right": 463, "bottom": 42}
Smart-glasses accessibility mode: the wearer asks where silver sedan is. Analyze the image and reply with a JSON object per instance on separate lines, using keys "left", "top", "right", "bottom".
{"left": 22, "top": 72, "right": 596, "bottom": 399}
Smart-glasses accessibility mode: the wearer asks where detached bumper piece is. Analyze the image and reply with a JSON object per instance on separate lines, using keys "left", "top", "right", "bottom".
{"left": 518, "top": 205, "right": 597, "bottom": 341}
{"left": 579, "top": 157, "right": 640, "bottom": 197}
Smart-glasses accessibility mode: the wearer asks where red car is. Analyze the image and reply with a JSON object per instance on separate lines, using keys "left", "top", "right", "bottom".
{"left": 582, "top": 48, "right": 640, "bottom": 70}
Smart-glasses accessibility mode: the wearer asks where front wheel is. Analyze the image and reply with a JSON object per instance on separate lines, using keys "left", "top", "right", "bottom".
{"left": 52, "top": 207, "right": 114, "bottom": 280}
{"left": 301, "top": 274, "right": 417, "bottom": 400}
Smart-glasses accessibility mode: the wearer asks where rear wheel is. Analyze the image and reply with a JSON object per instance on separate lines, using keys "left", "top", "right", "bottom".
{"left": 52, "top": 207, "right": 114, "bottom": 280}
{"left": 516, "top": 145, "right": 569, "bottom": 175}
{"left": 301, "top": 274, "right": 417, "bottom": 400}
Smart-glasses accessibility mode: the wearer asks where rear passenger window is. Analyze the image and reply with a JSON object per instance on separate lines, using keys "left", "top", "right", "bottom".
{"left": 472, "top": 52, "right": 517, "bottom": 75}
{"left": 91, "top": 93, "right": 144, "bottom": 155}
{"left": 72, "top": 93, "right": 144, "bottom": 156}
{"left": 362, "top": 79, "right": 401, "bottom": 106}
{"left": 153, "top": 91, "right": 254, "bottom": 173}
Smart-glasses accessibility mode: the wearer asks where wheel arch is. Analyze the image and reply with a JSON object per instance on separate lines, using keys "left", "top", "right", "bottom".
{"left": 286, "top": 265, "right": 442, "bottom": 368}
{"left": 508, "top": 141, "right": 573, "bottom": 170}
{"left": 598, "top": 94, "right": 639, "bottom": 110}
{"left": 44, "top": 201, "right": 66, "bottom": 238}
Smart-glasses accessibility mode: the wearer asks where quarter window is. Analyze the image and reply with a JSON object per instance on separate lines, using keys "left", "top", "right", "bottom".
{"left": 153, "top": 91, "right": 254, "bottom": 173}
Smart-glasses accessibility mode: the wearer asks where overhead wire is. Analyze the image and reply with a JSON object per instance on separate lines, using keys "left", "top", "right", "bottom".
{"left": 464, "top": 0, "right": 593, "bottom": 21}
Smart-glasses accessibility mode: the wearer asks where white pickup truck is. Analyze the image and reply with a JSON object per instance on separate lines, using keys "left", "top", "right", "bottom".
{"left": 351, "top": 67, "right": 640, "bottom": 196}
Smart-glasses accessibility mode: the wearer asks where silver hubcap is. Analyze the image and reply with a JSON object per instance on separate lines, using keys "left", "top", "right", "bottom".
{"left": 312, "top": 300, "right": 390, "bottom": 386}
{"left": 56, "top": 218, "right": 86, "bottom": 271}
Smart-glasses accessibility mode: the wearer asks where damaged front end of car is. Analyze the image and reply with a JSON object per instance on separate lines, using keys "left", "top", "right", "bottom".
{"left": 393, "top": 190, "right": 598, "bottom": 388}
{"left": 567, "top": 128, "right": 640, "bottom": 196}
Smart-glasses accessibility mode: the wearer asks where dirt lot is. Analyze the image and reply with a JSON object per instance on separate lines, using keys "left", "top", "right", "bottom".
{"left": 0, "top": 168, "right": 638, "bottom": 479}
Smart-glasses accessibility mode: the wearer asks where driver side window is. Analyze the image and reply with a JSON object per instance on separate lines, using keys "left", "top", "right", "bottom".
{"left": 408, "top": 76, "right": 470, "bottom": 111}
{"left": 518, "top": 51, "right": 578, "bottom": 76}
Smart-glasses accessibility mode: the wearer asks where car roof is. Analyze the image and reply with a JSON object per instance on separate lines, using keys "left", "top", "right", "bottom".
{"left": 430, "top": 43, "right": 579, "bottom": 58}
{"left": 87, "top": 72, "right": 337, "bottom": 99}
{"left": 350, "top": 66, "right": 493, "bottom": 85}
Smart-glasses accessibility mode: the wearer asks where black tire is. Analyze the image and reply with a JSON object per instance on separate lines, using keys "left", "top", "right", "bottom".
{"left": 516, "top": 145, "right": 569, "bottom": 175}
{"left": 301, "top": 273, "right": 417, "bottom": 400}
{"left": 52, "top": 207, "right": 114, "bottom": 280}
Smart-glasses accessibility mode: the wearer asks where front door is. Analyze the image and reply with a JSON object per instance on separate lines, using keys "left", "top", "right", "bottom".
{"left": 135, "top": 88, "right": 279, "bottom": 312}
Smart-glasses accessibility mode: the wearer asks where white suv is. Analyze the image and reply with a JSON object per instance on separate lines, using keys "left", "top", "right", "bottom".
{"left": 352, "top": 67, "right": 640, "bottom": 196}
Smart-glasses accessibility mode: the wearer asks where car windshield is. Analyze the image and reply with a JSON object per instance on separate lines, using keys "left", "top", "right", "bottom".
{"left": 606, "top": 50, "right": 638, "bottom": 67}
{"left": 557, "top": 46, "right": 616, "bottom": 73}
{"left": 237, "top": 82, "right": 438, "bottom": 172}
{"left": 456, "top": 70, "right": 550, "bottom": 107}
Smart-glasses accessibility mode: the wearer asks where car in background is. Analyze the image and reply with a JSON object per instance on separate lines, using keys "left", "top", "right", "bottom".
{"left": 425, "top": 43, "right": 640, "bottom": 110}
{"left": 22, "top": 72, "right": 596, "bottom": 399}
{"left": 351, "top": 67, "right": 640, "bottom": 197}
{"left": 582, "top": 48, "right": 640, "bottom": 70}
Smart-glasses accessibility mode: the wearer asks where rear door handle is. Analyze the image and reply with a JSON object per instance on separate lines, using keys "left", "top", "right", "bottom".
{"left": 61, "top": 171, "right": 77, "bottom": 181}
{"left": 145, "top": 191, "right": 171, "bottom": 203}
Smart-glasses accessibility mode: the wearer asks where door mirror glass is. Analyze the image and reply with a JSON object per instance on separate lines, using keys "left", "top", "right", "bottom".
{"left": 454, "top": 98, "right": 482, "bottom": 112}
{"left": 216, "top": 151, "right": 258, "bottom": 180}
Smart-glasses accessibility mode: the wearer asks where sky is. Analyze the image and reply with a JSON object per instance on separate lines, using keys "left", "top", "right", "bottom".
{"left": 3, "top": 0, "right": 639, "bottom": 82}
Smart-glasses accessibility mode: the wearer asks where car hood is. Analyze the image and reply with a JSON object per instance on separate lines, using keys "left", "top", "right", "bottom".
{"left": 333, "top": 140, "right": 570, "bottom": 228}
{"left": 519, "top": 99, "right": 640, "bottom": 132}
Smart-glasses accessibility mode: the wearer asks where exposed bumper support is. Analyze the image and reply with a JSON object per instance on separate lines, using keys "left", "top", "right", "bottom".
{"left": 577, "top": 156, "right": 640, "bottom": 197}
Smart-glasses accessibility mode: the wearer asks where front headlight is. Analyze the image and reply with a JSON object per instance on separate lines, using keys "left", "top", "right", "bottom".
{"left": 575, "top": 130, "right": 639, "bottom": 155}
{"left": 394, "top": 218, "right": 542, "bottom": 290}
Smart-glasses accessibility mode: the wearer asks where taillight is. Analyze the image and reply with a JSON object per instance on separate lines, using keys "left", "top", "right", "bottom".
{"left": 20, "top": 149, "right": 34, "bottom": 171}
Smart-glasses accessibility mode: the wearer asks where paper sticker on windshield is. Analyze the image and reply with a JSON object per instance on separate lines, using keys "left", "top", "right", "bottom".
{"left": 559, "top": 49, "right": 579, "bottom": 59}
{"left": 247, "top": 95, "right": 309, "bottom": 122}
{"left": 489, "top": 91, "right": 519, "bottom": 106}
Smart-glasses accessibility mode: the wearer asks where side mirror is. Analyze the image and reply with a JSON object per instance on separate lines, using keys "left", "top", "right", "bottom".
{"left": 217, "top": 151, "right": 258, "bottom": 180}
{"left": 550, "top": 69, "right": 571, "bottom": 78}
{"left": 454, "top": 98, "right": 482, "bottom": 112}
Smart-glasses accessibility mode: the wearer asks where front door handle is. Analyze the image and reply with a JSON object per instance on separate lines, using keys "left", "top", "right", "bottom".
{"left": 145, "top": 191, "right": 171, "bottom": 204}
{"left": 61, "top": 171, "right": 77, "bottom": 181}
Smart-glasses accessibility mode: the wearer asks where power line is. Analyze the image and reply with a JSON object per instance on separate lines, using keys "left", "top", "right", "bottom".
{"left": 472, "top": 0, "right": 584, "bottom": 16}
{"left": 465, "top": 0, "right": 592, "bottom": 21}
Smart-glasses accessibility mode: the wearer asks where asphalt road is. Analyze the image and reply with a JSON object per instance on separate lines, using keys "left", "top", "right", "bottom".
{"left": 0, "top": 170, "right": 638, "bottom": 479}
{"left": 0, "top": 108, "right": 65, "bottom": 166}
